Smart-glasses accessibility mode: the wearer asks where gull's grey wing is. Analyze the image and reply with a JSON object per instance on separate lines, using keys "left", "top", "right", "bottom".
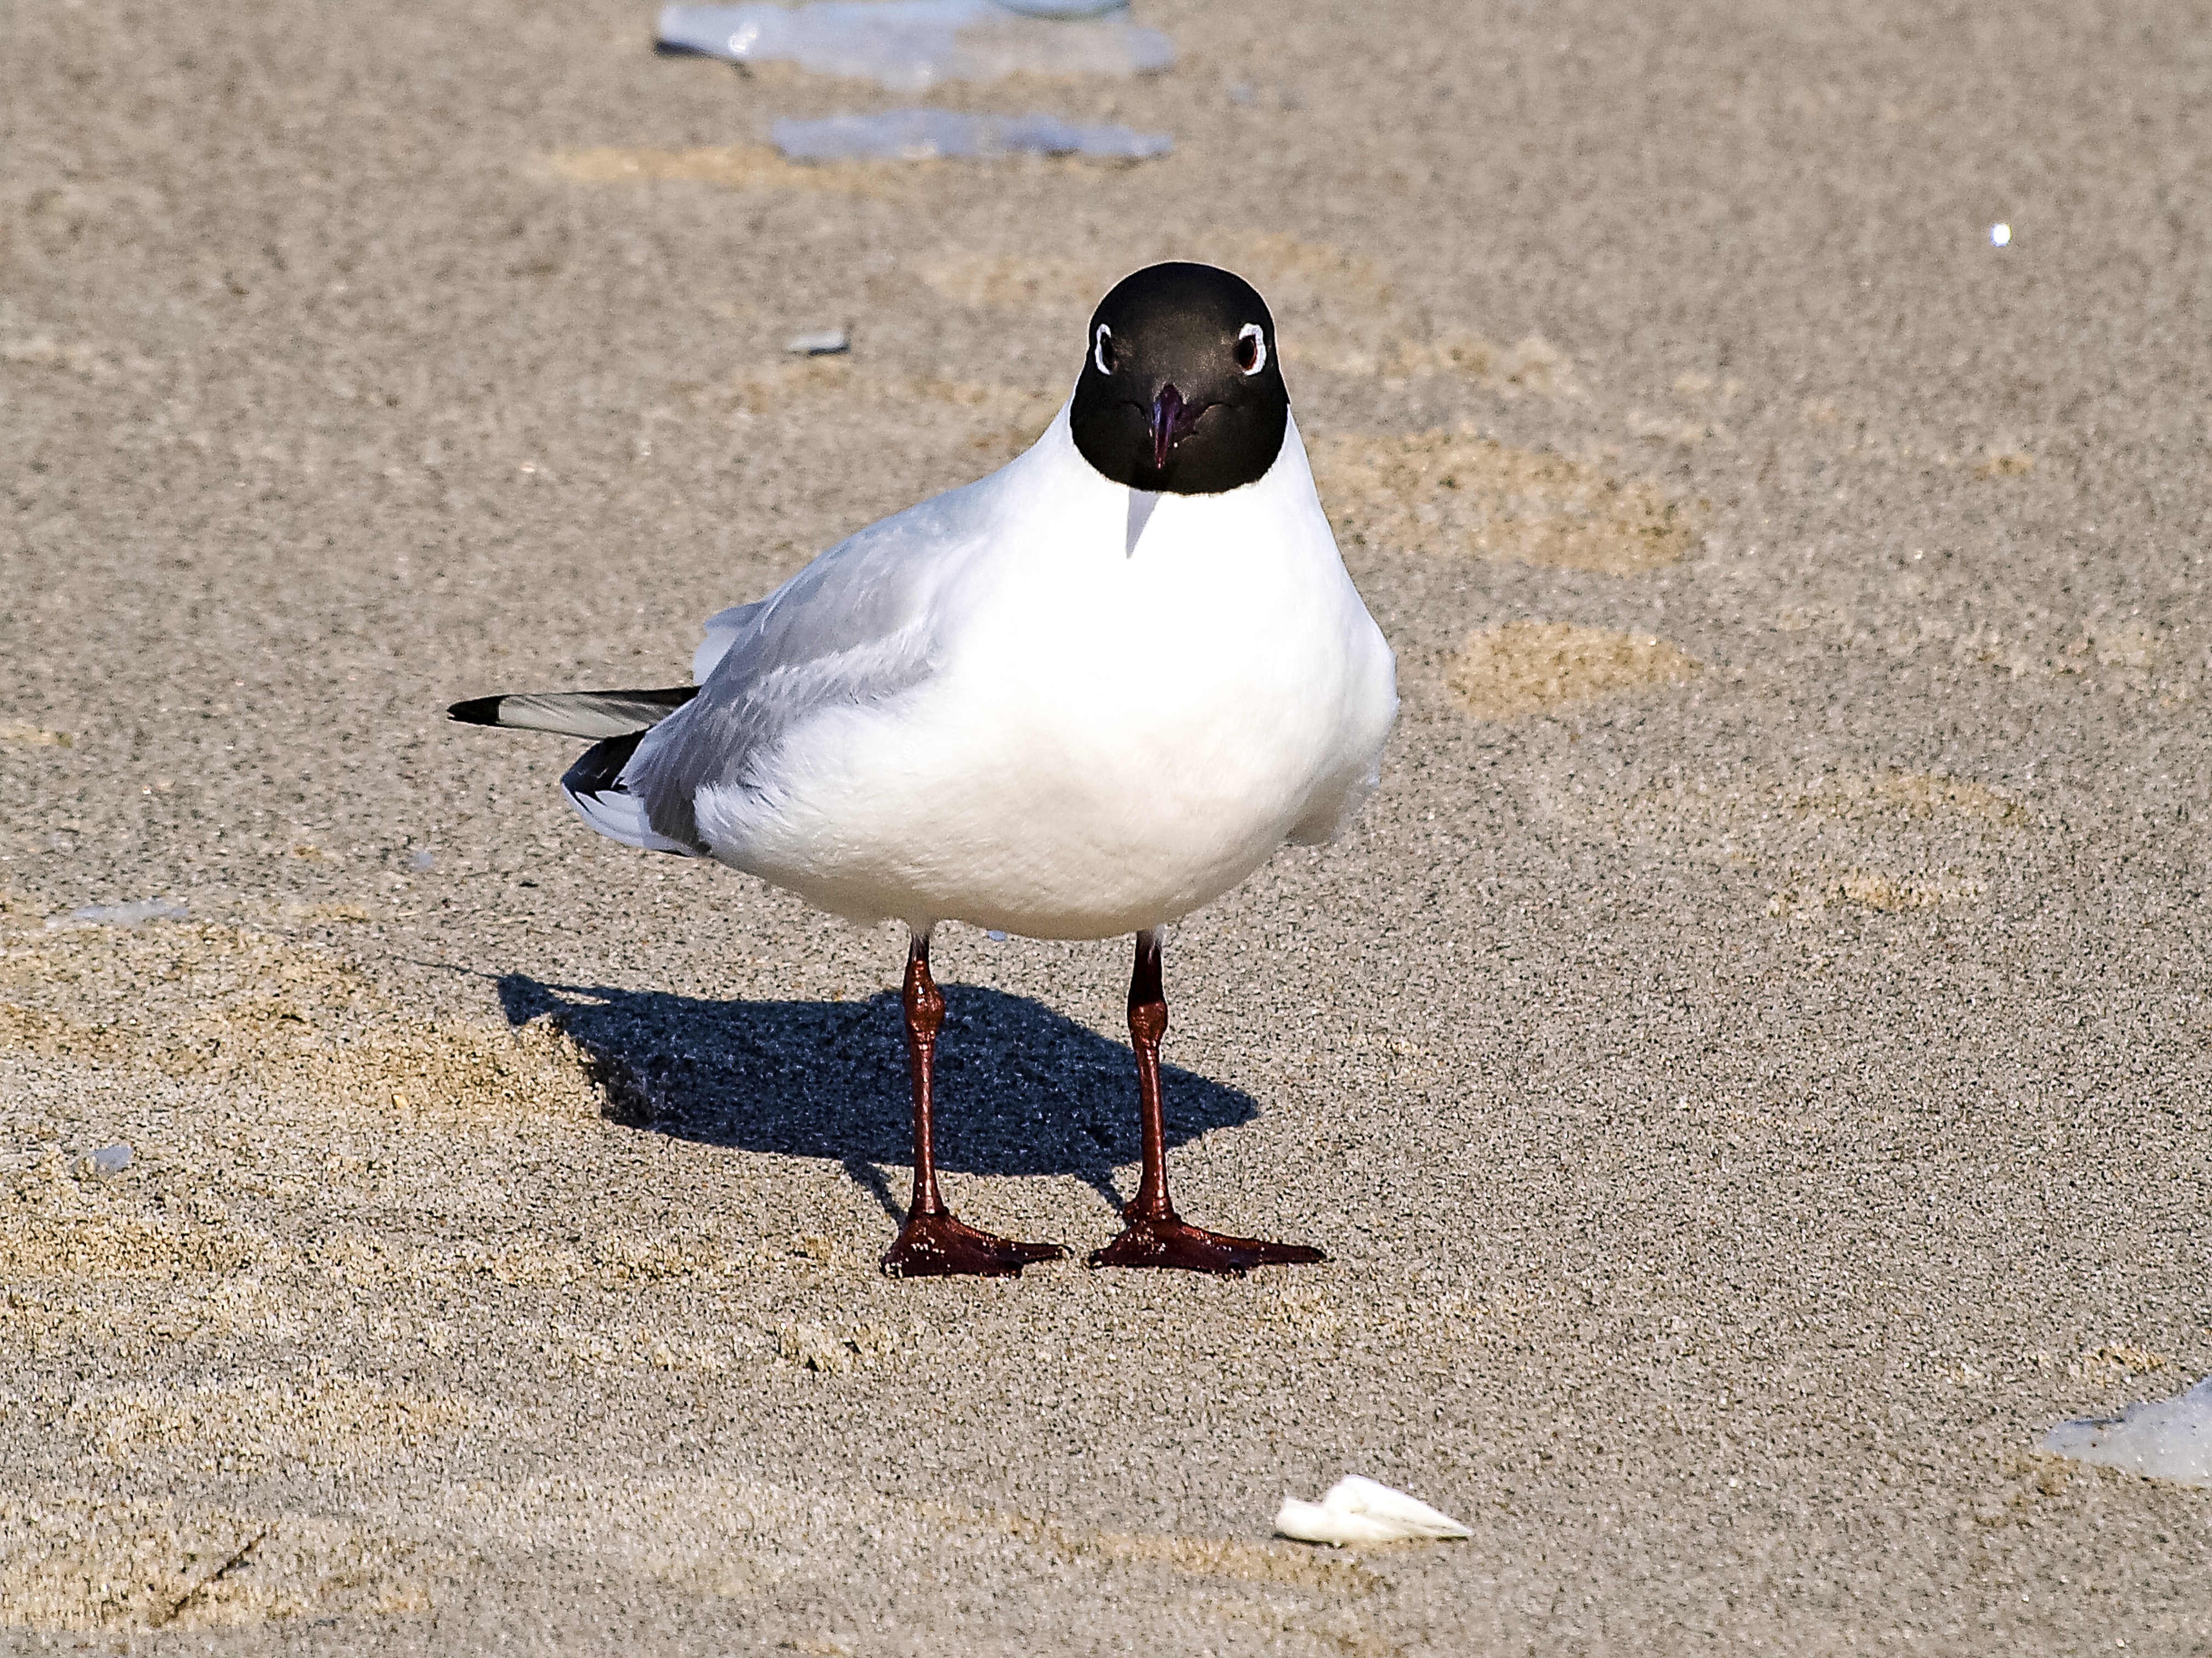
{"left": 623, "top": 486, "right": 985, "bottom": 851}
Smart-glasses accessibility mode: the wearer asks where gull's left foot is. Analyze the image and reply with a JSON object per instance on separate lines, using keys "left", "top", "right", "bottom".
{"left": 1086, "top": 1213, "right": 1327, "bottom": 1276}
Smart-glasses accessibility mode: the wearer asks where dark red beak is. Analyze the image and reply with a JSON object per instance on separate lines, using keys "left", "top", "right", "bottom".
{"left": 1150, "top": 383, "right": 1186, "bottom": 473}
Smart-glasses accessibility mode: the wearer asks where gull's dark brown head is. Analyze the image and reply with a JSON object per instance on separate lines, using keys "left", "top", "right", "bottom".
{"left": 1070, "top": 262, "right": 1289, "bottom": 495}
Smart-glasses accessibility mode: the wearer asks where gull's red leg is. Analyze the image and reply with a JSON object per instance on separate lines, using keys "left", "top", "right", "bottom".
{"left": 881, "top": 930, "right": 1069, "bottom": 1278}
{"left": 1086, "top": 929, "right": 1327, "bottom": 1275}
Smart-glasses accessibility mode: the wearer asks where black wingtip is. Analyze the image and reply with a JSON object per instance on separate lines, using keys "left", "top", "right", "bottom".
{"left": 448, "top": 694, "right": 506, "bottom": 726}
{"left": 561, "top": 729, "right": 651, "bottom": 799}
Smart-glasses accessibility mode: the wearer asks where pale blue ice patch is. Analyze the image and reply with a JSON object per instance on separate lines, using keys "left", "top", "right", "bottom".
{"left": 989, "top": 0, "right": 1130, "bottom": 14}
{"left": 656, "top": 1, "right": 1175, "bottom": 92}
{"left": 2044, "top": 1374, "right": 2212, "bottom": 1489}
{"left": 774, "top": 109, "right": 1170, "bottom": 162}
{"left": 50, "top": 897, "right": 189, "bottom": 929}
{"left": 84, "top": 1143, "right": 133, "bottom": 1178}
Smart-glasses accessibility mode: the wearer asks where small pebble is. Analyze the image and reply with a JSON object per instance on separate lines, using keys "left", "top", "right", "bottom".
{"left": 1990, "top": 222, "right": 2011, "bottom": 247}
{"left": 411, "top": 849, "right": 436, "bottom": 870}
{"left": 786, "top": 330, "right": 850, "bottom": 357}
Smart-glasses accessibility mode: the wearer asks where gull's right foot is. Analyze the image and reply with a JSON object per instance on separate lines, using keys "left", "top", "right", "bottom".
{"left": 1086, "top": 1213, "right": 1327, "bottom": 1276}
{"left": 881, "top": 1212, "right": 1069, "bottom": 1278}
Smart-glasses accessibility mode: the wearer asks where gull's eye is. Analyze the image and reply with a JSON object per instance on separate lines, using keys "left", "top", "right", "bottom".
{"left": 1093, "top": 322, "right": 1115, "bottom": 376}
{"left": 1234, "top": 322, "right": 1266, "bottom": 376}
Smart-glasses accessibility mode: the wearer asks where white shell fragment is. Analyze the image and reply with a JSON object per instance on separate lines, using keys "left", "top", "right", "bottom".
{"left": 786, "top": 330, "right": 851, "bottom": 357}
{"left": 2044, "top": 1374, "right": 2212, "bottom": 1489}
{"left": 1273, "top": 1475, "right": 1470, "bottom": 1546}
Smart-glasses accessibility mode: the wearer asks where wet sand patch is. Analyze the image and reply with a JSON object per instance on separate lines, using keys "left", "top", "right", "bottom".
{"left": 0, "top": 1201, "right": 260, "bottom": 1279}
{"left": 541, "top": 144, "right": 909, "bottom": 200}
{"left": 916, "top": 250, "right": 1109, "bottom": 314}
{"left": 917, "top": 238, "right": 1575, "bottom": 395}
{"left": 1974, "top": 437, "right": 2036, "bottom": 478}
{"left": 930, "top": 1501, "right": 1381, "bottom": 1593}
{"left": 0, "top": 722, "right": 71, "bottom": 748}
{"left": 916, "top": 231, "right": 1393, "bottom": 325}
{"left": 1369, "top": 331, "right": 1578, "bottom": 397}
{"left": 0, "top": 1495, "right": 446, "bottom": 1631}
{"left": 1447, "top": 624, "right": 1703, "bottom": 719}
{"left": 1768, "top": 602, "right": 2193, "bottom": 706}
{"left": 713, "top": 359, "right": 1058, "bottom": 424}
{"left": 1580, "top": 767, "right": 2034, "bottom": 917}
{"left": 1763, "top": 866, "right": 1990, "bottom": 916}
{"left": 540, "top": 144, "right": 1159, "bottom": 205}
{"left": 690, "top": 360, "right": 1062, "bottom": 462}
{"left": 1312, "top": 428, "right": 1698, "bottom": 572}
{"left": 71, "top": 1372, "right": 471, "bottom": 1473}
{"left": 0, "top": 919, "right": 633, "bottom": 1126}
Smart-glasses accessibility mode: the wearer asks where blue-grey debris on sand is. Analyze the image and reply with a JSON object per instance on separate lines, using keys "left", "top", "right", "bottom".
{"left": 656, "top": 1, "right": 1173, "bottom": 92}
{"left": 2044, "top": 1376, "right": 2212, "bottom": 1489}
{"left": 52, "top": 898, "right": 189, "bottom": 929}
{"left": 81, "top": 1143, "right": 134, "bottom": 1179}
{"left": 774, "top": 110, "right": 1170, "bottom": 163}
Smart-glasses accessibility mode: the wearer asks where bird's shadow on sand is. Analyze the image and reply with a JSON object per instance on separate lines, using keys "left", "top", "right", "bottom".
{"left": 496, "top": 975, "right": 1259, "bottom": 1215}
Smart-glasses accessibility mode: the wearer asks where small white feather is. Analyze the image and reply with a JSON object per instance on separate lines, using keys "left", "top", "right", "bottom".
{"left": 1322, "top": 1475, "right": 1470, "bottom": 1538}
{"left": 1273, "top": 1499, "right": 1413, "bottom": 1546}
{"left": 1273, "top": 1476, "right": 1470, "bottom": 1546}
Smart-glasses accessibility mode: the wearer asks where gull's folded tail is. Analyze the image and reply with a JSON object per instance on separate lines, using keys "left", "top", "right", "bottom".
{"left": 447, "top": 686, "right": 698, "bottom": 739}
{"left": 449, "top": 686, "right": 703, "bottom": 856}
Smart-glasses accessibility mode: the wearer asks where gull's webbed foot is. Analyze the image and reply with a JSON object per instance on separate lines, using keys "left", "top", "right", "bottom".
{"left": 1086, "top": 1213, "right": 1327, "bottom": 1276}
{"left": 880, "top": 1211, "right": 1069, "bottom": 1278}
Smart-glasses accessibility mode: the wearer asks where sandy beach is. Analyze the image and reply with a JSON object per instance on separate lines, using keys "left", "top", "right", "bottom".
{"left": 3, "top": 0, "right": 2209, "bottom": 1650}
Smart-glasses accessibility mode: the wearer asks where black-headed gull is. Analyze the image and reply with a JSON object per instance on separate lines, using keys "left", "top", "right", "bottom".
{"left": 453, "top": 263, "right": 1397, "bottom": 1277}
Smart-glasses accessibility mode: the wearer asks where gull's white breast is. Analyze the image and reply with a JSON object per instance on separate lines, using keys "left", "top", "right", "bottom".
{"left": 692, "top": 408, "right": 1397, "bottom": 937}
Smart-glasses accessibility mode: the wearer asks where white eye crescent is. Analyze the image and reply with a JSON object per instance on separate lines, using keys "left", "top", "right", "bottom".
{"left": 1093, "top": 322, "right": 1114, "bottom": 376}
{"left": 1235, "top": 322, "right": 1267, "bottom": 376}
